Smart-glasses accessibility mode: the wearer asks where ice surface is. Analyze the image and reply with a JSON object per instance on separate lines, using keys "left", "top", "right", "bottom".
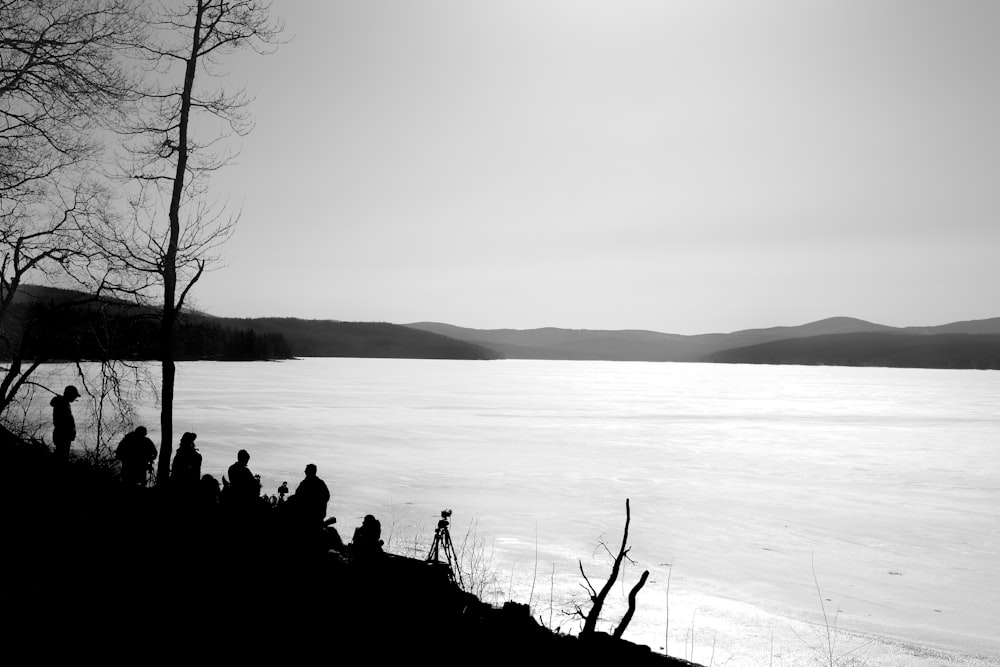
{"left": 33, "top": 358, "right": 1000, "bottom": 666}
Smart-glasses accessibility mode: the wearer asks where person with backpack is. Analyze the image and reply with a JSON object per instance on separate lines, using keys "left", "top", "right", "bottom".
{"left": 116, "top": 426, "right": 157, "bottom": 487}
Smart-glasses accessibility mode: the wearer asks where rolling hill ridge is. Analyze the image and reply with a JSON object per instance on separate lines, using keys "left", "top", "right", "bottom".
{"left": 406, "top": 317, "right": 1000, "bottom": 369}
{"left": 10, "top": 285, "right": 998, "bottom": 368}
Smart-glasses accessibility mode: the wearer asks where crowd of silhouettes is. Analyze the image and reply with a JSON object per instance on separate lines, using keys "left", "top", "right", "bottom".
{"left": 47, "top": 385, "right": 384, "bottom": 561}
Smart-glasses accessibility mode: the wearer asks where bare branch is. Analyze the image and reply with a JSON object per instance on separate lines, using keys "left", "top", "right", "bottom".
{"left": 578, "top": 499, "right": 649, "bottom": 638}
{"left": 97, "top": 0, "right": 282, "bottom": 484}
{"left": 578, "top": 560, "right": 597, "bottom": 599}
{"left": 612, "top": 570, "right": 650, "bottom": 639}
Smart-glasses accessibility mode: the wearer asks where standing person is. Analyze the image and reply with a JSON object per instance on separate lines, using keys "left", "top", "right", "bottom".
{"left": 171, "top": 431, "right": 202, "bottom": 490}
{"left": 116, "top": 426, "right": 158, "bottom": 487}
{"left": 225, "top": 449, "right": 260, "bottom": 507}
{"left": 50, "top": 385, "right": 80, "bottom": 462}
{"left": 290, "top": 463, "right": 330, "bottom": 526}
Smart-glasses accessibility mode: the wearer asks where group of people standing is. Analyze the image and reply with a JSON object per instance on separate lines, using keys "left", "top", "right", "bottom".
{"left": 113, "top": 426, "right": 202, "bottom": 489}
{"left": 50, "top": 384, "right": 201, "bottom": 487}
{"left": 50, "top": 383, "right": 383, "bottom": 556}
{"left": 114, "top": 421, "right": 340, "bottom": 537}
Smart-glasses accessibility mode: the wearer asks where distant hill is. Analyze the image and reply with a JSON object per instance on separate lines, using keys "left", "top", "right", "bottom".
{"left": 13, "top": 285, "right": 997, "bottom": 368}
{"left": 704, "top": 332, "right": 1000, "bottom": 370}
{"left": 6, "top": 285, "right": 291, "bottom": 361}
{"left": 406, "top": 323, "right": 702, "bottom": 361}
{"left": 406, "top": 316, "right": 904, "bottom": 362}
{"left": 901, "top": 317, "right": 1000, "bottom": 335}
{"left": 406, "top": 316, "right": 1000, "bottom": 370}
{"left": 8, "top": 286, "right": 499, "bottom": 361}
{"left": 216, "top": 317, "right": 502, "bottom": 360}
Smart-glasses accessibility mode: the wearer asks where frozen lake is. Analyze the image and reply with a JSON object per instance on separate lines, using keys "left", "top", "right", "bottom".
{"left": 44, "top": 358, "right": 1000, "bottom": 666}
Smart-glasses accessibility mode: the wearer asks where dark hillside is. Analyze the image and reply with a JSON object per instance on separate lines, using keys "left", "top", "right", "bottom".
{"left": 5, "top": 285, "right": 291, "bottom": 361}
{"left": 219, "top": 317, "right": 503, "bottom": 360}
{"left": 408, "top": 318, "right": 1000, "bottom": 368}
{"left": 0, "top": 435, "right": 693, "bottom": 665}
{"left": 407, "top": 322, "right": 710, "bottom": 360}
{"left": 8, "top": 286, "right": 502, "bottom": 361}
{"left": 905, "top": 317, "right": 1000, "bottom": 335}
{"left": 406, "top": 317, "right": 908, "bottom": 362}
{"left": 704, "top": 332, "right": 1000, "bottom": 370}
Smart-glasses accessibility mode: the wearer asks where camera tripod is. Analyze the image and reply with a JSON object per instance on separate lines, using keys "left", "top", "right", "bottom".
{"left": 426, "top": 515, "right": 464, "bottom": 589}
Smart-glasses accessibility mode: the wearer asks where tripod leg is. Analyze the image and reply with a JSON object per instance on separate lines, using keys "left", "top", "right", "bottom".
{"left": 427, "top": 529, "right": 441, "bottom": 562}
{"left": 443, "top": 530, "right": 464, "bottom": 589}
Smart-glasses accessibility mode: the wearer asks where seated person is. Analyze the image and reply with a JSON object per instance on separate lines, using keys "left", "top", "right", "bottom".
{"left": 349, "top": 514, "right": 384, "bottom": 558}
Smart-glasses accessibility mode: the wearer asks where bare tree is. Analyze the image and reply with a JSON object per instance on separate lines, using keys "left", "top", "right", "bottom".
{"left": 0, "top": 0, "right": 139, "bottom": 423}
{"left": 574, "top": 498, "right": 651, "bottom": 638}
{"left": 104, "top": 0, "right": 281, "bottom": 484}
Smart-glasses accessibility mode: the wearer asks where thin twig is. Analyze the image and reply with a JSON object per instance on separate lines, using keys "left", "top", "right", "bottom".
{"left": 665, "top": 560, "right": 673, "bottom": 656}
{"left": 528, "top": 522, "right": 538, "bottom": 609}
{"left": 811, "top": 554, "right": 834, "bottom": 666}
{"left": 549, "top": 562, "right": 555, "bottom": 629}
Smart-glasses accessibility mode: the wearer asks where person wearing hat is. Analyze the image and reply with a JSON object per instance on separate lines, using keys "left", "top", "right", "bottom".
{"left": 50, "top": 385, "right": 80, "bottom": 462}
{"left": 171, "top": 431, "right": 203, "bottom": 491}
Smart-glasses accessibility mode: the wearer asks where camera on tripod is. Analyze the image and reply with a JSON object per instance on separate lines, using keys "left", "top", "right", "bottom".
{"left": 426, "top": 508, "right": 464, "bottom": 589}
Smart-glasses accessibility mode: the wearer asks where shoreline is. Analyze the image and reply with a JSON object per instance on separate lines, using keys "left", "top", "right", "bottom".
{"left": 14, "top": 359, "right": 999, "bottom": 665}
{"left": 0, "top": 438, "right": 696, "bottom": 665}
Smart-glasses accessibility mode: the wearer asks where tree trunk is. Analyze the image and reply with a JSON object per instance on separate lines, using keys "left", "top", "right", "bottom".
{"left": 157, "top": 305, "right": 175, "bottom": 484}
{"left": 155, "top": 0, "right": 203, "bottom": 485}
{"left": 612, "top": 569, "right": 650, "bottom": 639}
{"left": 581, "top": 498, "right": 635, "bottom": 636}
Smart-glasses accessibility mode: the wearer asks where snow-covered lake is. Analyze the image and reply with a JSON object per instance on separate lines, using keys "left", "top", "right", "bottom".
{"left": 44, "top": 358, "right": 1000, "bottom": 666}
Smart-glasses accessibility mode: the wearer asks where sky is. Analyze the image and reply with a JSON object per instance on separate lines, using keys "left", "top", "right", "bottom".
{"left": 193, "top": 0, "right": 1000, "bottom": 335}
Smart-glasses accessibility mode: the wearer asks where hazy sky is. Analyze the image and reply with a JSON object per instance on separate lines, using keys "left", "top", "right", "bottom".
{"left": 196, "top": 1, "right": 999, "bottom": 334}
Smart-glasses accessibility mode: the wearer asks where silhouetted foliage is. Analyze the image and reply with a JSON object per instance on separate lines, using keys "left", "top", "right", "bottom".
{"left": 0, "top": 0, "right": 140, "bottom": 418}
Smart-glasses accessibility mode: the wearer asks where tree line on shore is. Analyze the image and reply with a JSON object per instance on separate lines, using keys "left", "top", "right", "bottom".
{"left": 1, "top": 0, "right": 286, "bottom": 483}
{"left": 5, "top": 287, "right": 291, "bottom": 362}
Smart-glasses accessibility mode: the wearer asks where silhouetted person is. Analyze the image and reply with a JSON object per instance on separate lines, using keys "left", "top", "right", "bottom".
{"left": 50, "top": 385, "right": 79, "bottom": 462}
{"left": 290, "top": 463, "right": 330, "bottom": 525}
{"left": 325, "top": 516, "right": 346, "bottom": 552}
{"left": 225, "top": 449, "right": 260, "bottom": 507}
{"left": 199, "top": 474, "right": 221, "bottom": 506}
{"left": 350, "top": 514, "right": 384, "bottom": 559}
{"left": 116, "top": 426, "right": 157, "bottom": 487}
{"left": 171, "top": 431, "right": 202, "bottom": 490}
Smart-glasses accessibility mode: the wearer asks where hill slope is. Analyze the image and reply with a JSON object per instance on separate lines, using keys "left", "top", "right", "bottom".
{"left": 7, "top": 284, "right": 291, "bottom": 361}
{"left": 704, "top": 332, "right": 1000, "bottom": 370}
{"left": 406, "top": 317, "right": 1000, "bottom": 369}
{"left": 8, "top": 285, "right": 500, "bottom": 361}
{"left": 218, "top": 317, "right": 502, "bottom": 360}
{"left": 406, "top": 317, "right": 906, "bottom": 362}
